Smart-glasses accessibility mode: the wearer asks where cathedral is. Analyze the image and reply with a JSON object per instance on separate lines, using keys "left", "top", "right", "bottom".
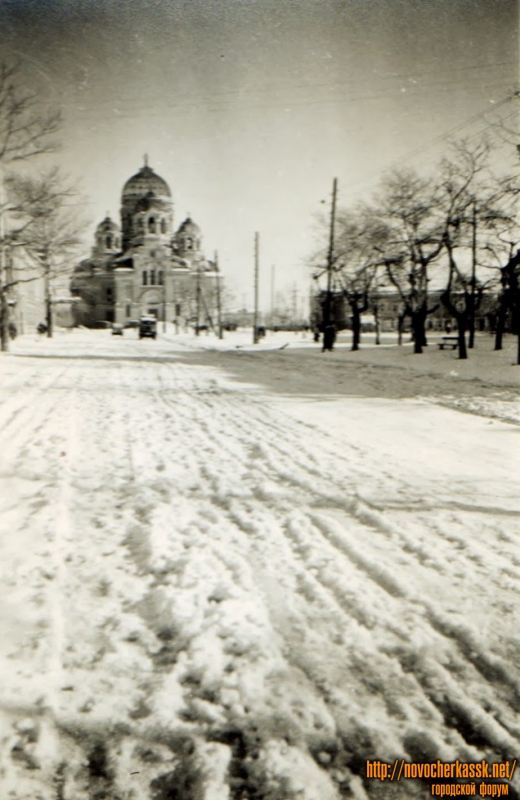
{"left": 71, "top": 159, "right": 218, "bottom": 327}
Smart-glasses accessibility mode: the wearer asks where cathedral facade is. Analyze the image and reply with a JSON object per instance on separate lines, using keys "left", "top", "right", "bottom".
{"left": 71, "top": 160, "right": 218, "bottom": 328}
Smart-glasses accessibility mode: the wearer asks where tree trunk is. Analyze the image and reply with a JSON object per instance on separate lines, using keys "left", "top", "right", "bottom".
{"left": 411, "top": 312, "right": 424, "bottom": 354}
{"left": 351, "top": 308, "right": 361, "bottom": 351}
{"left": 494, "top": 299, "right": 507, "bottom": 351}
{"left": 0, "top": 288, "right": 9, "bottom": 352}
{"left": 457, "top": 322, "right": 468, "bottom": 360}
{"left": 468, "top": 293, "right": 475, "bottom": 349}
{"left": 45, "top": 280, "right": 53, "bottom": 338}
{"left": 418, "top": 317, "right": 428, "bottom": 347}
{"left": 374, "top": 304, "right": 380, "bottom": 345}
{"left": 397, "top": 314, "right": 405, "bottom": 346}
{"left": 514, "top": 306, "right": 520, "bottom": 366}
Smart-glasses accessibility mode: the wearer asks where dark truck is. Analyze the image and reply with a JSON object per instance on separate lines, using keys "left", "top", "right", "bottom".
{"left": 139, "top": 316, "right": 157, "bottom": 339}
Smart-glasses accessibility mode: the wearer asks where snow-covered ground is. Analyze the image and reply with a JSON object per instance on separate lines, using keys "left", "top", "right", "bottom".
{"left": 0, "top": 329, "right": 519, "bottom": 800}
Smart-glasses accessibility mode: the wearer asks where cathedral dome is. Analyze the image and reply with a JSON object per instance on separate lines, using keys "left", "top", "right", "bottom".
{"left": 177, "top": 216, "right": 200, "bottom": 235}
{"left": 96, "top": 215, "right": 120, "bottom": 233}
{"left": 95, "top": 214, "right": 121, "bottom": 253}
{"left": 122, "top": 164, "right": 171, "bottom": 200}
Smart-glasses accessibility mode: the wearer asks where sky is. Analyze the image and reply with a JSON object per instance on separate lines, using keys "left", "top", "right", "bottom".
{"left": 0, "top": 0, "right": 518, "bottom": 312}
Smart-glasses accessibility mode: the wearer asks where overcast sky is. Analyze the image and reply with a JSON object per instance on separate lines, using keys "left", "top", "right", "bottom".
{"left": 0, "top": 0, "right": 518, "bottom": 310}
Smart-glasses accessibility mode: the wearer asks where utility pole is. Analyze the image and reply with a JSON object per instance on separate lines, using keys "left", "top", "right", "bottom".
{"left": 253, "top": 232, "right": 259, "bottom": 344}
{"left": 0, "top": 167, "right": 10, "bottom": 352}
{"left": 0, "top": 194, "right": 6, "bottom": 351}
{"left": 195, "top": 263, "right": 201, "bottom": 336}
{"left": 162, "top": 270, "right": 167, "bottom": 333}
{"left": 215, "top": 250, "right": 223, "bottom": 339}
{"left": 323, "top": 178, "right": 338, "bottom": 332}
{"left": 292, "top": 284, "right": 298, "bottom": 325}
{"left": 270, "top": 264, "right": 275, "bottom": 327}
{"left": 469, "top": 200, "right": 477, "bottom": 349}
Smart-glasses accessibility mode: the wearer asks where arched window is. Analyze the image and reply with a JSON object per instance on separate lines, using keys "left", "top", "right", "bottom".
{"left": 186, "top": 237, "right": 192, "bottom": 250}
{"left": 150, "top": 269, "right": 156, "bottom": 285}
{"left": 106, "top": 235, "right": 112, "bottom": 249}
{"left": 158, "top": 271, "right": 164, "bottom": 285}
{"left": 149, "top": 216, "right": 156, "bottom": 233}
{"left": 160, "top": 219, "right": 167, "bottom": 234}
{"left": 142, "top": 271, "right": 148, "bottom": 286}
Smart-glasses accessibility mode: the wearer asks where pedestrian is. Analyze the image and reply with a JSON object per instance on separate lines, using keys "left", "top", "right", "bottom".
{"left": 322, "top": 324, "right": 336, "bottom": 352}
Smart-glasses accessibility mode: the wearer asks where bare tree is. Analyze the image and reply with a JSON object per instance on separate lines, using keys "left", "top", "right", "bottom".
{"left": 333, "top": 210, "right": 390, "bottom": 351}
{"left": 482, "top": 164, "right": 520, "bottom": 361}
{"left": 0, "top": 60, "right": 62, "bottom": 349}
{"left": 373, "top": 168, "right": 444, "bottom": 354}
{"left": 437, "top": 141, "right": 491, "bottom": 359}
{"left": 311, "top": 205, "right": 397, "bottom": 350}
{"left": 438, "top": 140, "right": 517, "bottom": 359}
{"left": 0, "top": 61, "right": 61, "bottom": 165}
{"left": 373, "top": 139, "right": 507, "bottom": 359}
{"left": 483, "top": 238, "right": 520, "bottom": 360}
{"left": 4, "top": 168, "right": 87, "bottom": 344}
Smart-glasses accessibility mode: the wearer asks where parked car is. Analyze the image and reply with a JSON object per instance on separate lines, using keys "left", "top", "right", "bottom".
{"left": 111, "top": 323, "right": 124, "bottom": 336}
{"left": 124, "top": 320, "right": 140, "bottom": 329}
{"left": 139, "top": 316, "right": 157, "bottom": 339}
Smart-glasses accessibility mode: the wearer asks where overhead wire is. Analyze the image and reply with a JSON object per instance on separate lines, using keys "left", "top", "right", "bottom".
{"left": 342, "top": 92, "right": 519, "bottom": 199}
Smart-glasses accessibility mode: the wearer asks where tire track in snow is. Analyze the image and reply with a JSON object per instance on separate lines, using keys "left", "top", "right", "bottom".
{"left": 155, "top": 363, "right": 520, "bottom": 694}
{"left": 307, "top": 511, "right": 520, "bottom": 757}
{"left": 1, "top": 351, "right": 519, "bottom": 800}
{"left": 151, "top": 365, "right": 520, "bottom": 772}
{"left": 139, "top": 372, "right": 476, "bottom": 764}
{"left": 0, "top": 363, "right": 73, "bottom": 472}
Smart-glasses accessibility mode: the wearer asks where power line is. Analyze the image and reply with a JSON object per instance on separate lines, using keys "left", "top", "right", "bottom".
{"left": 59, "top": 58, "right": 517, "bottom": 113}
{"left": 64, "top": 77, "right": 516, "bottom": 125}
{"left": 344, "top": 92, "right": 518, "bottom": 198}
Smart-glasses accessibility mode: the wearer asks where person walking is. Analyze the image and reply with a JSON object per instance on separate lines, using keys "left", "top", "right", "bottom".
{"left": 322, "top": 323, "right": 336, "bottom": 352}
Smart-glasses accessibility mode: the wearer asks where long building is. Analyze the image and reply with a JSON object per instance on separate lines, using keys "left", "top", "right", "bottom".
{"left": 70, "top": 159, "right": 218, "bottom": 328}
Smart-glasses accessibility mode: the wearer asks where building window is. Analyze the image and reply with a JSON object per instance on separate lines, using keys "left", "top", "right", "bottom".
{"left": 149, "top": 216, "right": 156, "bottom": 233}
{"left": 186, "top": 237, "right": 192, "bottom": 250}
{"left": 143, "top": 271, "right": 148, "bottom": 286}
{"left": 107, "top": 287, "right": 113, "bottom": 302}
{"left": 161, "top": 219, "right": 167, "bottom": 234}
{"left": 106, "top": 235, "right": 112, "bottom": 248}
{"left": 150, "top": 269, "right": 156, "bottom": 285}
{"left": 126, "top": 304, "right": 131, "bottom": 318}
{"left": 158, "top": 271, "right": 164, "bottom": 285}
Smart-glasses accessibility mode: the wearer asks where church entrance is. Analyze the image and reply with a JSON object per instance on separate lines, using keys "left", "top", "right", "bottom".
{"left": 140, "top": 290, "right": 161, "bottom": 320}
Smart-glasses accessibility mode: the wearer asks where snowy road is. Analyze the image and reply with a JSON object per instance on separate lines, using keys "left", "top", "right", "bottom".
{"left": 0, "top": 332, "right": 519, "bottom": 800}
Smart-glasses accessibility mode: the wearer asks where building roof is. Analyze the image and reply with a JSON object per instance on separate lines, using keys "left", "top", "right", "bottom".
{"left": 122, "top": 164, "right": 171, "bottom": 200}
{"left": 177, "top": 216, "right": 200, "bottom": 235}
{"left": 96, "top": 215, "right": 120, "bottom": 233}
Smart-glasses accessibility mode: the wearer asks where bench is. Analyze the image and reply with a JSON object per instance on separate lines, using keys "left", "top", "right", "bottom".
{"left": 438, "top": 335, "right": 458, "bottom": 350}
